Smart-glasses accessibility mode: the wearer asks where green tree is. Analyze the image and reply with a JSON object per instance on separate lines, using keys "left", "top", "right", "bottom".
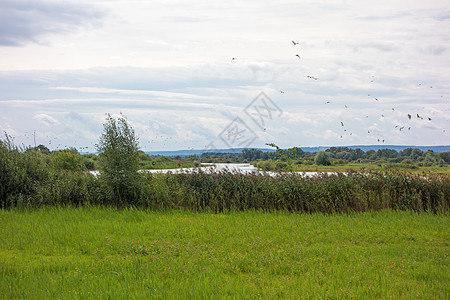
{"left": 96, "top": 114, "right": 142, "bottom": 206}
{"left": 314, "top": 151, "right": 331, "bottom": 166}
{"left": 437, "top": 152, "right": 450, "bottom": 164}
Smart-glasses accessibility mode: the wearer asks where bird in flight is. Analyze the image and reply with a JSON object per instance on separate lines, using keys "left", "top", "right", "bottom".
{"left": 428, "top": 117, "right": 432, "bottom": 121}
{"left": 325, "top": 101, "right": 330, "bottom": 104}
{"left": 231, "top": 57, "right": 237, "bottom": 62}
{"left": 280, "top": 90, "right": 285, "bottom": 93}
{"left": 292, "top": 40, "right": 299, "bottom": 45}
{"left": 295, "top": 54, "right": 301, "bottom": 59}
{"left": 408, "top": 114, "right": 411, "bottom": 119}
{"left": 307, "top": 75, "right": 318, "bottom": 80}
{"left": 341, "top": 122, "right": 344, "bottom": 126}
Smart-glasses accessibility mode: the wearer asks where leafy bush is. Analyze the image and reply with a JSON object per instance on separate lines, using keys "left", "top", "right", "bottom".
{"left": 0, "top": 136, "right": 50, "bottom": 208}
{"left": 52, "top": 150, "right": 87, "bottom": 172}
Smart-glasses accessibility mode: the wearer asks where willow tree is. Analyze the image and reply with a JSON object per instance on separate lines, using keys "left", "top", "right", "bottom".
{"left": 96, "top": 114, "right": 142, "bottom": 206}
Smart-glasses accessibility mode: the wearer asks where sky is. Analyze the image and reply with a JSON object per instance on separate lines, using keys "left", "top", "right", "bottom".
{"left": 0, "top": 0, "right": 449, "bottom": 153}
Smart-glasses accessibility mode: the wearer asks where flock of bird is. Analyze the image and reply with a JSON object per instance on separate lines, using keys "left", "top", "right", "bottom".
{"left": 230, "top": 39, "right": 445, "bottom": 145}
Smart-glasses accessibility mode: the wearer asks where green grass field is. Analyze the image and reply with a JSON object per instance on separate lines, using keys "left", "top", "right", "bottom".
{"left": 1, "top": 207, "right": 448, "bottom": 299}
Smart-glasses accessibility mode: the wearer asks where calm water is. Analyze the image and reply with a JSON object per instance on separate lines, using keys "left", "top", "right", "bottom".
{"left": 90, "top": 163, "right": 335, "bottom": 177}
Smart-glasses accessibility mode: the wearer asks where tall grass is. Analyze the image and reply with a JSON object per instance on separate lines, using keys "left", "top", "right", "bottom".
{"left": 144, "top": 170, "right": 449, "bottom": 213}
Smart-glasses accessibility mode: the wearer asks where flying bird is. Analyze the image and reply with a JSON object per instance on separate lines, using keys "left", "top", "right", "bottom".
{"left": 428, "top": 117, "right": 432, "bottom": 120}
{"left": 325, "top": 101, "right": 330, "bottom": 104}
{"left": 307, "top": 75, "right": 318, "bottom": 80}
{"left": 292, "top": 40, "right": 299, "bottom": 45}
{"left": 295, "top": 54, "right": 301, "bottom": 59}
{"left": 341, "top": 122, "right": 344, "bottom": 126}
{"left": 231, "top": 57, "right": 237, "bottom": 62}
{"left": 408, "top": 114, "right": 411, "bottom": 119}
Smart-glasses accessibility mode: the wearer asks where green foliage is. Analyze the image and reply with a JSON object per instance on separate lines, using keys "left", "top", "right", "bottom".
{"left": 314, "top": 151, "right": 331, "bottom": 166}
{"left": 32, "top": 172, "right": 98, "bottom": 207}
{"left": 52, "top": 150, "right": 86, "bottom": 172}
{"left": 437, "top": 152, "right": 450, "bottom": 163}
{"left": 256, "top": 159, "right": 276, "bottom": 171}
{"left": 26, "top": 144, "right": 51, "bottom": 155}
{"left": 0, "top": 135, "right": 50, "bottom": 208}
{"left": 96, "top": 114, "right": 143, "bottom": 206}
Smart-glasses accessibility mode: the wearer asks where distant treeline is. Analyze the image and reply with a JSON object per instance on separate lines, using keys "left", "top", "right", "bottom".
{"left": 201, "top": 147, "right": 450, "bottom": 166}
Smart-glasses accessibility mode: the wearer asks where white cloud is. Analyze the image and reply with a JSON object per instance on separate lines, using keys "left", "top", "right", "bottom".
{"left": 0, "top": 0, "right": 105, "bottom": 46}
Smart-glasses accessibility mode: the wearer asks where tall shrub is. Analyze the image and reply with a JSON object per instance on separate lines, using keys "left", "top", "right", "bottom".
{"left": 96, "top": 114, "right": 142, "bottom": 206}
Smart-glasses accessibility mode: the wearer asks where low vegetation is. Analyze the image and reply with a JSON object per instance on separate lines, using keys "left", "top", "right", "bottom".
{"left": 1, "top": 207, "right": 448, "bottom": 299}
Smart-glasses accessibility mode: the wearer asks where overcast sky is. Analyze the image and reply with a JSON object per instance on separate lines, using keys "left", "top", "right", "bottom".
{"left": 0, "top": 0, "right": 449, "bottom": 152}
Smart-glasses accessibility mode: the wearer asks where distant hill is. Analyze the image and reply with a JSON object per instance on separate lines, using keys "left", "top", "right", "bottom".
{"left": 145, "top": 145, "right": 450, "bottom": 157}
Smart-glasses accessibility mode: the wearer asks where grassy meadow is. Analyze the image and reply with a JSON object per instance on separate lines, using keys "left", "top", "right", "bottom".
{"left": 1, "top": 207, "right": 448, "bottom": 299}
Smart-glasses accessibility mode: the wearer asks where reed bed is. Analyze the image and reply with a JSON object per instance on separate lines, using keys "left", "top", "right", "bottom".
{"left": 141, "top": 169, "right": 448, "bottom": 213}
